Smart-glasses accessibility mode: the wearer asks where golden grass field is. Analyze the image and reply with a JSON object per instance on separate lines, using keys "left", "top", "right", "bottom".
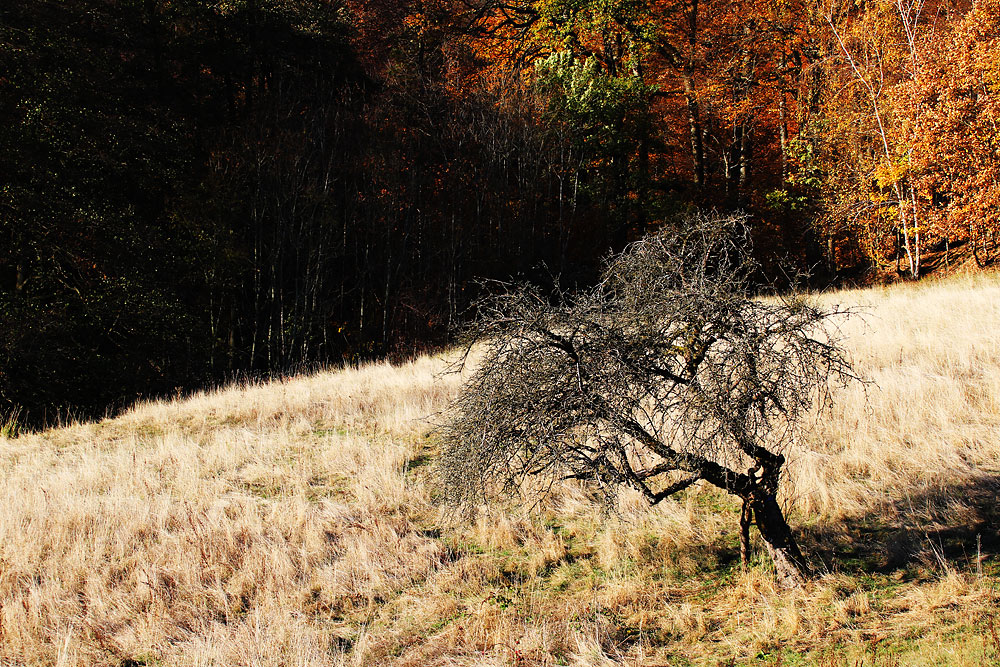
{"left": 2, "top": 272, "right": 999, "bottom": 666}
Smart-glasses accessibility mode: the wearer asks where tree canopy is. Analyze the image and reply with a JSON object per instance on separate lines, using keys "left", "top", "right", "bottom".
{"left": 439, "top": 213, "right": 857, "bottom": 584}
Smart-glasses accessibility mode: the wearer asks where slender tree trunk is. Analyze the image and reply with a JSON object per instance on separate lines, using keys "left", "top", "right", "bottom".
{"left": 736, "top": 24, "right": 754, "bottom": 202}
{"left": 778, "top": 52, "right": 789, "bottom": 183}
{"left": 15, "top": 262, "right": 26, "bottom": 293}
{"left": 740, "top": 500, "right": 752, "bottom": 567}
{"left": 635, "top": 67, "right": 651, "bottom": 235}
{"left": 683, "top": 73, "right": 705, "bottom": 188}
{"left": 897, "top": 185, "right": 918, "bottom": 278}
{"left": 910, "top": 188, "right": 921, "bottom": 277}
{"left": 971, "top": 221, "right": 991, "bottom": 268}
{"left": 683, "top": 0, "right": 704, "bottom": 189}
{"left": 738, "top": 124, "right": 749, "bottom": 198}
{"left": 896, "top": 229, "right": 902, "bottom": 274}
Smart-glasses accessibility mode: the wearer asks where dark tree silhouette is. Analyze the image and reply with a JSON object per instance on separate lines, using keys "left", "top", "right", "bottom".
{"left": 439, "top": 212, "right": 857, "bottom": 584}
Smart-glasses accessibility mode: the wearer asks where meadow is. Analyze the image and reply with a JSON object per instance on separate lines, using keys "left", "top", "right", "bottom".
{"left": 2, "top": 272, "right": 999, "bottom": 666}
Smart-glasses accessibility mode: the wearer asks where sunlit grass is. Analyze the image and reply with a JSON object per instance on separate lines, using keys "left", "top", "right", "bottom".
{"left": 2, "top": 272, "right": 999, "bottom": 666}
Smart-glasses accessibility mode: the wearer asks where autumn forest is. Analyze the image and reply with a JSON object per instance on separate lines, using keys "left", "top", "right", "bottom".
{"left": 2, "top": 0, "right": 999, "bottom": 426}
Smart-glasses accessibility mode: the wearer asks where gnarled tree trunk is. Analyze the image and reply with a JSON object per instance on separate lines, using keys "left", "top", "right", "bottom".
{"left": 746, "top": 492, "right": 811, "bottom": 586}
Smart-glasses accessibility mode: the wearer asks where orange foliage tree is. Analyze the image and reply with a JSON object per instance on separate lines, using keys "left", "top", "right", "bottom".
{"left": 906, "top": 0, "right": 1000, "bottom": 266}
{"left": 357, "top": 0, "right": 996, "bottom": 279}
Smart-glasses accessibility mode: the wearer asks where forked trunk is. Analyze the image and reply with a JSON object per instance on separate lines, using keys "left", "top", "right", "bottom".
{"left": 749, "top": 493, "right": 811, "bottom": 586}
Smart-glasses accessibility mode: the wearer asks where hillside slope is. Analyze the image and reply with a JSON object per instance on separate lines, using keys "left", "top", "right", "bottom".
{"left": 2, "top": 274, "right": 999, "bottom": 666}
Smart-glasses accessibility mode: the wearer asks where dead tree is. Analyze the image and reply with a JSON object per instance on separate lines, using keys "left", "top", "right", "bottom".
{"left": 438, "top": 212, "right": 856, "bottom": 585}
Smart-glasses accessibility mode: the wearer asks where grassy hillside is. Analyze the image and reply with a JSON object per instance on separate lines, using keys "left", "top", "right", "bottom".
{"left": 2, "top": 273, "right": 999, "bottom": 667}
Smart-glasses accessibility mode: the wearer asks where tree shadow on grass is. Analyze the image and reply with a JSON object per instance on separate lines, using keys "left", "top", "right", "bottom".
{"left": 800, "top": 474, "right": 1000, "bottom": 576}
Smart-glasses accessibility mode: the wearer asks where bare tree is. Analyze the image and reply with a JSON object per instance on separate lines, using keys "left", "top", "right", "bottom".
{"left": 439, "top": 212, "right": 856, "bottom": 585}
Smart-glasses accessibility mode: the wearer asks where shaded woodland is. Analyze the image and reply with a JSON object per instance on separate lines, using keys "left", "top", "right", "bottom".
{"left": 2, "top": 0, "right": 998, "bottom": 426}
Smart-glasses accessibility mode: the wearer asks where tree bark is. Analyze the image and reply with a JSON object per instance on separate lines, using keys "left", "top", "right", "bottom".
{"left": 683, "top": 0, "right": 704, "bottom": 189}
{"left": 683, "top": 73, "right": 704, "bottom": 188}
{"left": 739, "top": 499, "right": 752, "bottom": 567}
{"left": 749, "top": 492, "right": 811, "bottom": 586}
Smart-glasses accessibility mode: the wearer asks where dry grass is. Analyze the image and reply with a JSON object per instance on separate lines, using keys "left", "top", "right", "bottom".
{"left": 2, "top": 273, "right": 999, "bottom": 666}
